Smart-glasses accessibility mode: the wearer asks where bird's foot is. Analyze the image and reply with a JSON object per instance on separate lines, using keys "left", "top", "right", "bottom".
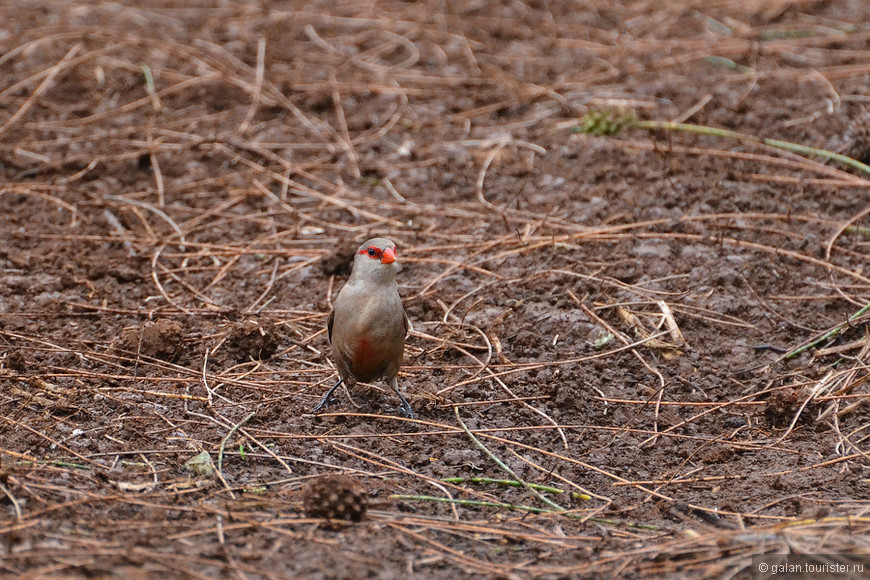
{"left": 396, "top": 393, "right": 415, "bottom": 421}
{"left": 312, "top": 379, "right": 343, "bottom": 413}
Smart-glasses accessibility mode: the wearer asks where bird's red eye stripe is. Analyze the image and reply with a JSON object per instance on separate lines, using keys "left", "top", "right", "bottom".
{"left": 360, "top": 246, "right": 383, "bottom": 259}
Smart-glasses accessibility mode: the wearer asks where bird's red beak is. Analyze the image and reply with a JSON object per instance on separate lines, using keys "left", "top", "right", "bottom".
{"left": 381, "top": 247, "right": 396, "bottom": 264}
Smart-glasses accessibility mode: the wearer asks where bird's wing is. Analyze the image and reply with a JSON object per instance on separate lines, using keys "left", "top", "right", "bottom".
{"left": 403, "top": 309, "right": 411, "bottom": 338}
{"left": 327, "top": 309, "right": 335, "bottom": 344}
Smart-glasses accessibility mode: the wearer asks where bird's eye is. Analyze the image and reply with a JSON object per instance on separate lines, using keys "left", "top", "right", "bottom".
{"left": 367, "top": 248, "right": 377, "bottom": 257}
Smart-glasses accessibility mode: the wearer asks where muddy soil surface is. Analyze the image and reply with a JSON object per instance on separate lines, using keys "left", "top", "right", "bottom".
{"left": 1, "top": 1, "right": 870, "bottom": 578}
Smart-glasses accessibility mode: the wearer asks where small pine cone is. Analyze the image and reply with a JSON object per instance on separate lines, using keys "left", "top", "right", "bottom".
{"left": 303, "top": 474, "right": 368, "bottom": 522}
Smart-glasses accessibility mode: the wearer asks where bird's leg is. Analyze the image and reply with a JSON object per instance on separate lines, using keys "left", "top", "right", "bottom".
{"left": 312, "top": 378, "right": 344, "bottom": 413}
{"left": 390, "top": 376, "right": 415, "bottom": 420}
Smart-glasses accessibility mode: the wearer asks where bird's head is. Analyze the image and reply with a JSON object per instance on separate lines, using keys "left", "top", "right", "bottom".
{"left": 350, "top": 238, "right": 400, "bottom": 283}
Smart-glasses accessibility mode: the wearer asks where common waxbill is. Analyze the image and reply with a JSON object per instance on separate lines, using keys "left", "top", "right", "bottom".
{"left": 313, "top": 238, "right": 413, "bottom": 418}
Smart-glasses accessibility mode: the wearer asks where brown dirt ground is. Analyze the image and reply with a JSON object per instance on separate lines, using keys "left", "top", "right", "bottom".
{"left": 2, "top": 1, "right": 870, "bottom": 578}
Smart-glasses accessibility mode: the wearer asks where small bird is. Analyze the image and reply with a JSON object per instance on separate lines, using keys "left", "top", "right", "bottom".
{"left": 313, "top": 237, "right": 413, "bottom": 418}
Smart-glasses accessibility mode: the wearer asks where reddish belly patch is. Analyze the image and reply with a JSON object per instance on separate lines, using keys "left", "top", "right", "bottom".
{"left": 351, "top": 338, "right": 386, "bottom": 382}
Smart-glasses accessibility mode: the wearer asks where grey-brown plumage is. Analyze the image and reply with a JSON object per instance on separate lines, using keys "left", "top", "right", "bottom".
{"left": 313, "top": 238, "right": 413, "bottom": 418}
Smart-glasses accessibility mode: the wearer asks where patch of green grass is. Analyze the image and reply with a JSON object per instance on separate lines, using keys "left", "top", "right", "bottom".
{"left": 571, "top": 109, "right": 637, "bottom": 136}
{"left": 572, "top": 110, "right": 870, "bottom": 176}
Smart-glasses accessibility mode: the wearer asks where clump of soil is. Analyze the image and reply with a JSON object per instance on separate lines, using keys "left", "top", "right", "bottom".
{"left": 700, "top": 444, "right": 735, "bottom": 465}
{"left": 303, "top": 475, "right": 369, "bottom": 523}
{"left": 841, "top": 106, "right": 870, "bottom": 164}
{"left": 114, "top": 319, "right": 184, "bottom": 362}
{"left": 225, "top": 320, "right": 278, "bottom": 362}
{"left": 319, "top": 246, "right": 356, "bottom": 277}
{"left": 764, "top": 386, "right": 811, "bottom": 428}
{"left": 4, "top": 349, "right": 27, "bottom": 371}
